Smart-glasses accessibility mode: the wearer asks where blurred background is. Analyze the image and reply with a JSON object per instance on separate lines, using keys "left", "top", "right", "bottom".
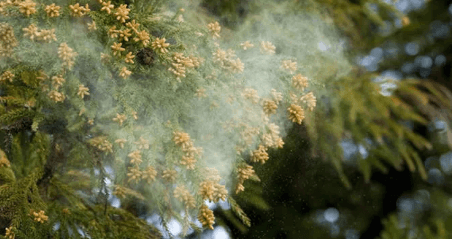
{"left": 157, "top": 0, "right": 452, "bottom": 238}
{"left": 3, "top": 0, "right": 452, "bottom": 238}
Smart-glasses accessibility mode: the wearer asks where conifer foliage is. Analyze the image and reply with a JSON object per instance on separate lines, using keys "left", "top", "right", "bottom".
{"left": 0, "top": 0, "right": 325, "bottom": 238}
{"left": 2, "top": 0, "right": 452, "bottom": 238}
